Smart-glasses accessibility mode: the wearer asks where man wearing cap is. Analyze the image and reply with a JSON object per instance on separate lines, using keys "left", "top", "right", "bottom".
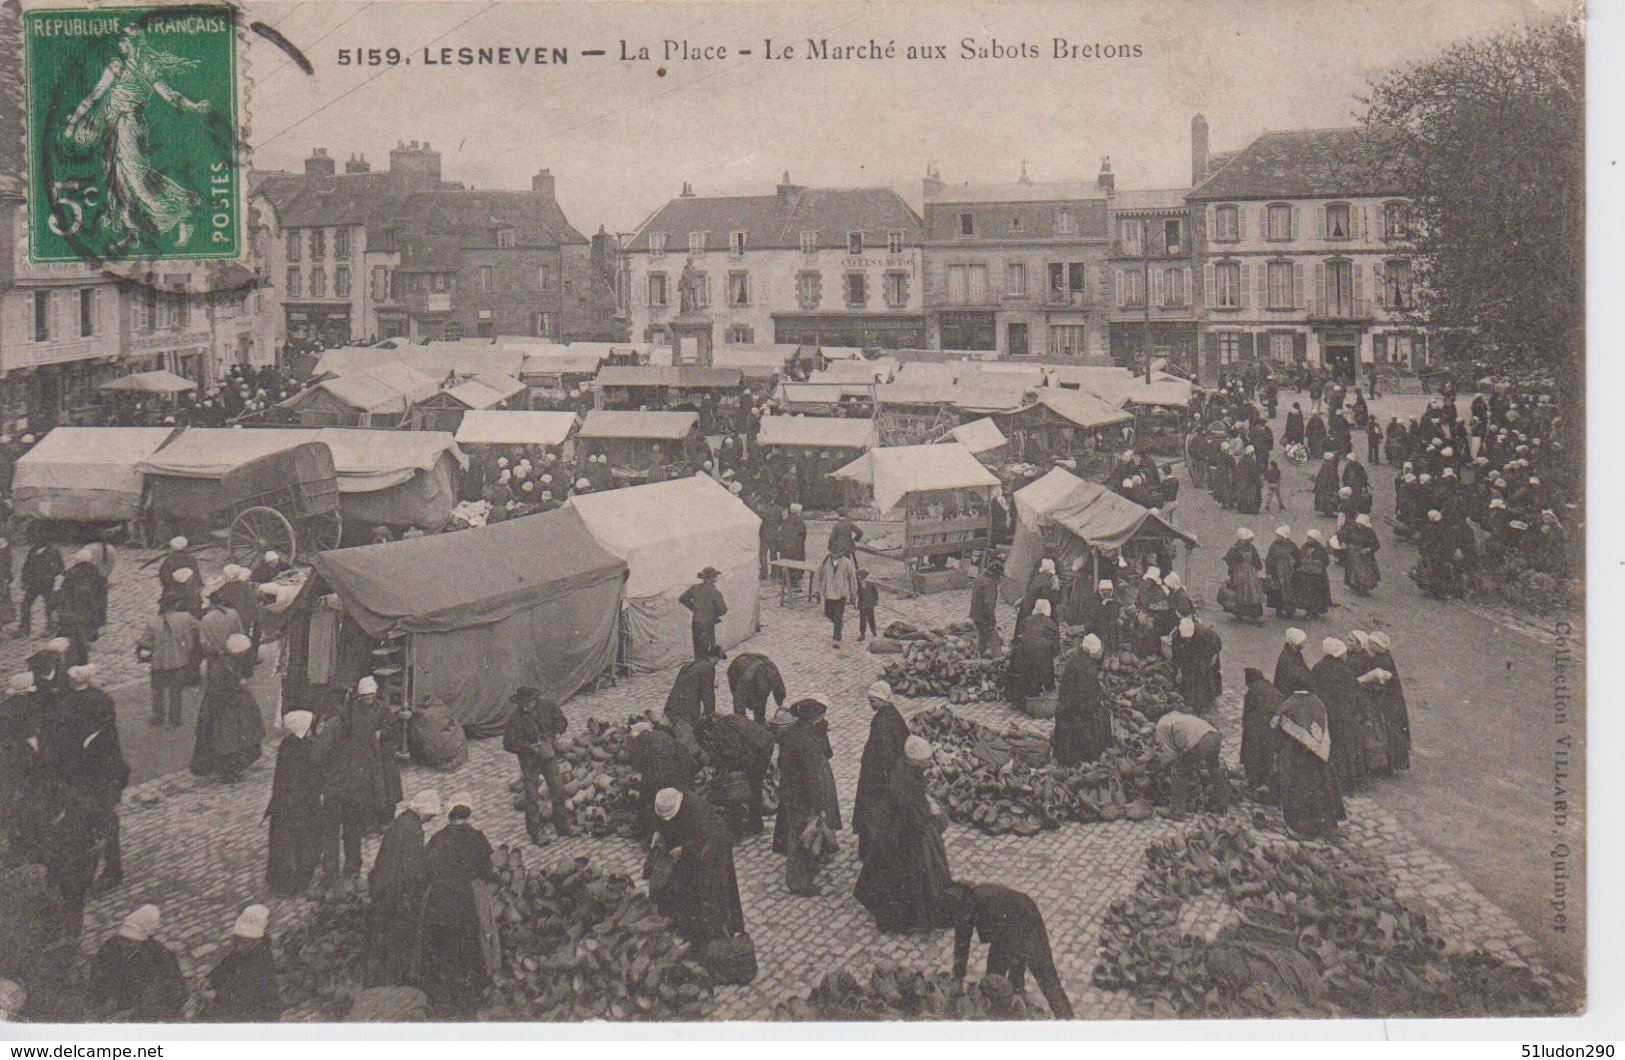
{"left": 947, "top": 881, "right": 1074, "bottom": 1019}
{"left": 418, "top": 793, "right": 497, "bottom": 1016}
{"left": 650, "top": 786, "right": 745, "bottom": 946}
{"left": 1054, "top": 635, "right": 1111, "bottom": 767}
{"left": 1273, "top": 628, "right": 1314, "bottom": 696}
{"left": 190, "top": 633, "right": 263, "bottom": 784}
{"left": 17, "top": 536, "right": 62, "bottom": 639}
{"left": 827, "top": 508, "right": 864, "bottom": 559}
{"left": 970, "top": 559, "right": 1003, "bottom": 656}
{"left": 854, "top": 681, "right": 909, "bottom": 861}
{"left": 679, "top": 567, "right": 729, "bottom": 660}
{"left": 629, "top": 718, "right": 698, "bottom": 842}
{"left": 1154, "top": 711, "right": 1231, "bottom": 817}
{"left": 265, "top": 711, "right": 324, "bottom": 897}
{"left": 725, "top": 651, "right": 786, "bottom": 725}
{"left": 54, "top": 548, "right": 106, "bottom": 667}
{"left": 367, "top": 791, "right": 440, "bottom": 984}
{"left": 137, "top": 600, "right": 202, "bottom": 728}
{"left": 1311, "top": 637, "right": 1368, "bottom": 795}
{"left": 45, "top": 664, "right": 128, "bottom": 895}
{"left": 322, "top": 678, "right": 393, "bottom": 878}
{"left": 90, "top": 905, "right": 187, "bottom": 1020}
{"left": 812, "top": 548, "right": 860, "bottom": 649}
{"left": 854, "top": 735, "right": 956, "bottom": 934}
{"left": 201, "top": 905, "right": 281, "bottom": 1022}
{"left": 504, "top": 688, "right": 577, "bottom": 845}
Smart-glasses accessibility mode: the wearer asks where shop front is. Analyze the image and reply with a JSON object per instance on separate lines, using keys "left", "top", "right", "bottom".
{"left": 284, "top": 302, "right": 354, "bottom": 347}
{"left": 1109, "top": 320, "right": 1199, "bottom": 372}
{"left": 932, "top": 310, "right": 996, "bottom": 352}
{"left": 772, "top": 312, "right": 925, "bottom": 350}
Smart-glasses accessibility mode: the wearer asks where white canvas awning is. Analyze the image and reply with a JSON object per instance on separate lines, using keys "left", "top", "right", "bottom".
{"left": 755, "top": 415, "right": 877, "bottom": 450}
{"left": 454, "top": 410, "right": 580, "bottom": 447}
{"left": 831, "top": 443, "right": 1000, "bottom": 513}
{"left": 942, "top": 417, "right": 1008, "bottom": 454}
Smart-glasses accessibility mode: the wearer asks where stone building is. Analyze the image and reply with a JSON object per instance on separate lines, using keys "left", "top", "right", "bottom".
{"left": 625, "top": 175, "right": 925, "bottom": 357}
{"left": 920, "top": 164, "right": 1113, "bottom": 360}
{"left": 1106, "top": 186, "right": 1199, "bottom": 371}
{"left": 1188, "top": 119, "right": 1421, "bottom": 383}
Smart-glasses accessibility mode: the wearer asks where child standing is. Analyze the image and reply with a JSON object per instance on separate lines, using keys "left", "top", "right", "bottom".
{"left": 1265, "top": 458, "right": 1286, "bottom": 511}
{"left": 856, "top": 569, "right": 879, "bottom": 641}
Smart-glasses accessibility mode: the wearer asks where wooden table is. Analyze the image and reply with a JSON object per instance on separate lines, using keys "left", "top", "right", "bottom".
{"left": 769, "top": 559, "right": 818, "bottom": 607}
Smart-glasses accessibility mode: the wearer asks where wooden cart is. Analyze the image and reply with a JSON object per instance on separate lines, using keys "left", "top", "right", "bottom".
{"left": 215, "top": 442, "right": 344, "bottom": 565}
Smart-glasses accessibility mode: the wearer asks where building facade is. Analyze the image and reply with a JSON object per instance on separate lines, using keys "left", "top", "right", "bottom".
{"left": 920, "top": 165, "right": 1113, "bottom": 361}
{"left": 257, "top": 143, "right": 614, "bottom": 349}
{"left": 1106, "top": 188, "right": 1199, "bottom": 370}
{"left": 625, "top": 176, "right": 925, "bottom": 355}
{"left": 1188, "top": 122, "right": 1422, "bottom": 383}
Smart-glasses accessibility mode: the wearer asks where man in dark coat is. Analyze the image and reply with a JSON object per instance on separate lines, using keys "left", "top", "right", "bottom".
{"left": 827, "top": 510, "right": 864, "bottom": 558}
{"left": 664, "top": 647, "right": 722, "bottom": 752}
{"left": 651, "top": 788, "right": 746, "bottom": 945}
{"left": 89, "top": 905, "right": 187, "bottom": 1021}
{"left": 1273, "top": 629, "right": 1314, "bottom": 695}
{"left": 54, "top": 550, "right": 106, "bottom": 667}
{"left": 854, "top": 681, "right": 909, "bottom": 861}
{"left": 1312, "top": 453, "right": 1341, "bottom": 517}
{"left": 698, "top": 712, "right": 774, "bottom": 836}
{"left": 367, "top": 791, "right": 438, "bottom": 985}
{"left": 321, "top": 681, "right": 392, "bottom": 878}
{"left": 777, "top": 698, "right": 842, "bottom": 895}
{"left": 678, "top": 567, "right": 728, "bottom": 660}
{"left": 201, "top": 905, "right": 282, "bottom": 1022}
{"left": 948, "top": 882, "right": 1074, "bottom": 1019}
{"left": 1310, "top": 638, "right": 1368, "bottom": 796}
{"left": 726, "top": 652, "right": 786, "bottom": 724}
{"left": 1170, "top": 617, "right": 1222, "bottom": 712}
{"left": 18, "top": 539, "right": 62, "bottom": 637}
{"left": 44, "top": 664, "right": 128, "bottom": 895}
{"left": 1052, "top": 636, "right": 1111, "bottom": 767}
{"left": 1264, "top": 526, "right": 1300, "bottom": 617}
{"left": 854, "top": 735, "right": 956, "bottom": 935}
{"left": 1239, "top": 668, "right": 1283, "bottom": 795}
{"left": 970, "top": 561, "right": 1002, "bottom": 656}
{"left": 417, "top": 794, "right": 496, "bottom": 1017}
{"left": 778, "top": 503, "right": 808, "bottom": 588}
{"left": 264, "top": 710, "right": 324, "bottom": 896}
{"left": 503, "top": 688, "right": 576, "bottom": 843}
{"left": 629, "top": 719, "right": 698, "bottom": 841}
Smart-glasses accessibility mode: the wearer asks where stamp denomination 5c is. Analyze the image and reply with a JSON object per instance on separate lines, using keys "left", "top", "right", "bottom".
{"left": 24, "top": 4, "right": 240, "bottom": 263}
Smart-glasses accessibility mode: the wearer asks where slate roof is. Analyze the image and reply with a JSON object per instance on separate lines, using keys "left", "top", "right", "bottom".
{"left": 627, "top": 187, "right": 922, "bottom": 253}
{"left": 1189, "top": 128, "right": 1405, "bottom": 202}
{"left": 257, "top": 176, "right": 588, "bottom": 248}
{"left": 926, "top": 181, "right": 1108, "bottom": 206}
{"left": 1110, "top": 188, "right": 1191, "bottom": 213}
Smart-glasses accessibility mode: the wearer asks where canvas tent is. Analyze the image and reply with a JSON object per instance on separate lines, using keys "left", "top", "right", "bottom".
{"left": 755, "top": 415, "right": 877, "bottom": 451}
{"left": 279, "top": 362, "right": 440, "bottom": 427}
{"left": 1003, "top": 467, "right": 1199, "bottom": 602}
{"left": 568, "top": 475, "right": 761, "bottom": 672}
{"left": 454, "top": 410, "right": 580, "bottom": 449}
{"left": 940, "top": 417, "right": 1007, "bottom": 455}
{"left": 831, "top": 443, "right": 999, "bottom": 515}
{"left": 302, "top": 506, "right": 625, "bottom": 734}
{"left": 315, "top": 343, "right": 526, "bottom": 384}
{"left": 140, "top": 427, "right": 467, "bottom": 536}
{"left": 98, "top": 370, "right": 197, "bottom": 395}
{"left": 12, "top": 427, "right": 176, "bottom": 522}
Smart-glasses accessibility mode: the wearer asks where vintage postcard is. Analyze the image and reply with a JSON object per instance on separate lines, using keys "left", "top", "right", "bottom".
{"left": 0, "top": 0, "right": 1585, "bottom": 1030}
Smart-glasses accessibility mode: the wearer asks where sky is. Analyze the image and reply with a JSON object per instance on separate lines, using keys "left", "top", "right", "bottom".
{"left": 246, "top": 0, "right": 1566, "bottom": 235}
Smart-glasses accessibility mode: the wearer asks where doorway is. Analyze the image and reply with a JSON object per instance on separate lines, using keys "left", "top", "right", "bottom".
{"left": 1324, "top": 344, "right": 1356, "bottom": 384}
{"left": 1006, "top": 322, "right": 1029, "bottom": 358}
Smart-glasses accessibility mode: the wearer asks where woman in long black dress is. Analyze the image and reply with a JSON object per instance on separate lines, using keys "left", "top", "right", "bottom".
{"left": 417, "top": 793, "right": 496, "bottom": 1017}
{"left": 1052, "top": 636, "right": 1111, "bottom": 766}
{"left": 652, "top": 787, "right": 745, "bottom": 944}
{"left": 190, "top": 634, "right": 262, "bottom": 782}
{"left": 854, "top": 736, "right": 955, "bottom": 935}
{"left": 1008, "top": 599, "right": 1059, "bottom": 713}
{"left": 264, "top": 710, "right": 324, "bottom": 896}
{"left": 1271, "top": 691, "right": 1345, "bottom": 839}
{"left": 1366, "top": 632, "right": 1412, "bottom": 771}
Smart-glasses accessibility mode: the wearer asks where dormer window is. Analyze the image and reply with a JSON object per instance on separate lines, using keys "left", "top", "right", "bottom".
{"left": 1057, "top": 210, "right": 1075, "bottom": 235}
{"left": 496, "top": 227, "right": 517, "bottom": 248}
{"left": 688, "top": 231, "right": 707, "bottom": 254}
{"left": 800, "top": 231, "right": 817, "bottom": 254}
{"left": 959, "top": 212, "right": 975, "bottom": 237}
{"left": 729, "top": 231, "right": 747, "bottom": 256}
{"left": 649, "top": 233, "right": 667, "bottom": 257}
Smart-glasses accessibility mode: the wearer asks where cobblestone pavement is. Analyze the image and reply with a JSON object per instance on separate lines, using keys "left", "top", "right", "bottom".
{"left": 70, "top": 520, "right": 1570, "bottom": 1022}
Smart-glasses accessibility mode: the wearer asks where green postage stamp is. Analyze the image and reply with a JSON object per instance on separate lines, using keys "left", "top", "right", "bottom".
{"left": 23, "top": 4, "right": 241, "bottom": 263}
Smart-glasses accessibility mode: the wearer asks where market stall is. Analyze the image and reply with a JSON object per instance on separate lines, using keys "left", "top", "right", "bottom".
{"left": 453, "top": 410, "right": 580, "bottom": 457}
{"left": 667, "top": 366, "right": 745, "bottom": 433}
{"left": 832, "top": 442, "right": 1001, "bottom": 595}
{"left": 991, "top": 389, "right": 1133, "bottom": 463}
{"left": 315, "top": 343, "right": 525, "bottom": 385}
{"left": 12, "top": 426, "right": 177, "bottom": 527}
{"left": 755, "top": 414, "right": 878, "bottom": 510}
{"left": 414, "top": 374, "right": 529, "bottom": 433}
{"left": 773, "top": 382, "right": 874, "bottom": 417}
{"left": 592, "top": 365, "right": 676, "bottom": 410}
{"left": 140, "top": 427, "right": 467, "bottom": 541}
{"left": 937, "top": 417, "right": 1008, "bottom": 458}
{"left": 1003, "top": 467, "right": 1198, "bottom": 604}
{"left": 292, "top": 505, "right": 627, "bottom": 734}
{"left": 277, "top": 362, "right": 441, "bottom": 428}
{"left": 574, "top": 409, "right": 703, "bottom": 479}
{"left": 567, "top": 474, "right": 761, "bottom": 672}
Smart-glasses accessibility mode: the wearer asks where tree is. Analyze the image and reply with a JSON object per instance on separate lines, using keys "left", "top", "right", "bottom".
{"left": 1360, "top": 20, "right": 1583, "bottom": 409}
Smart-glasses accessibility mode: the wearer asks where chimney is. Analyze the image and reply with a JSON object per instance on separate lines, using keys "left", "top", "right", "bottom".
{"left": 389, "top": 140, "right": 442, "bottom": 187}
{"left": 304, "top": 148, "right": 335, "bottom": 177}
{"left": 1097, "top": 156, "right": 1115, "bottom": 196}
{"left": 531, "top": 168, "right": 555, "bottom": 201}
{"left": 922, "top": 162, "right": 942, "bottom": 200}
{"left": 679, "top": 182, "right": 696, "bottom": 198}
{"left": 776, "top": 170, "right": 804, "bottom": 205}
{"left": 1191, "top": 114, "right": 1210, "bottom": 185}
{"left": 344, "top": 153, "right": 371, "bottom": 174}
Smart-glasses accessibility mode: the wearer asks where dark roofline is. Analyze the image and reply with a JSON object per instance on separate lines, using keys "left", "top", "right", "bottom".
{"left": 1186, "top": 126, "right": 1407, "bottom": 202}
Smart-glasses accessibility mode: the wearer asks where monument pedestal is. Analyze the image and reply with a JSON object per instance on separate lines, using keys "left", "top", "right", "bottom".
{"left": 670, "top": 313, "right": 714, "bottom": 366}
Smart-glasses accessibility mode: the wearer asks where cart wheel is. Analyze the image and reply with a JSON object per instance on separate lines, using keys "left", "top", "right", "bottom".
{"left": 228, "top": 506, "right": 296, "bottom": 567}
{"left": 303, "top": 510, "right": 344, "bottom": 556}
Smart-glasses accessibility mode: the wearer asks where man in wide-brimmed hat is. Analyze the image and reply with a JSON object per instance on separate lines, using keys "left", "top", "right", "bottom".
{"left": 970, "top": 558, "right": 1003, "bottom": 656}
{"left": 679, "top": 566, "right": 728, "bottom": 660}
